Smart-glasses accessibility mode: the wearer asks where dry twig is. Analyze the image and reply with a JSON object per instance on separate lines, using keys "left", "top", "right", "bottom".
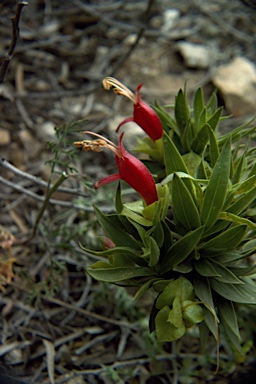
{"left": 0, "top": 1, "right": 28, "bottom": 83}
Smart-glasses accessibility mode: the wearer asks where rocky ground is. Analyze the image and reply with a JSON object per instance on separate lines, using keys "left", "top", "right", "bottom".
{"left": 0, "top": 0, "right": 256, "bottom": 383}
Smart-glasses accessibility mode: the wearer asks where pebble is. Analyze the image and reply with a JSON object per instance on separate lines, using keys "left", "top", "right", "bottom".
{"left": 212, "top": 56, "right": 256, "bottom": 117}
{"left": 175, "top": 41, "right": 210, "bottom": 69}
{"left": 0, "top": 129, "right": 11, "bottom": 146}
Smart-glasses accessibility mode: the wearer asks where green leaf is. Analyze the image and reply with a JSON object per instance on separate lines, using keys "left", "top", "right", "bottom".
{"left": 207, "top": 107, "right": 223, "bottom": 131}
{"left": 200, "top": 138, "right": 231, "bottom": 229}
{"left": 155, "top": 306, "right": 185, "bottom": 342}
{"left": 133, "top": 278, "right": 161, "bottom": 301}
{"left": 219, "top": 213, "right": 256, "bottom": 231}
{"left": 210, "top": 278, "right": 256, "bottom": 303}
{"left": 206, "top": 91, "right": 218, "bottom": 113}
{"left": 209, "top": 260, "right": 243, "bottom": 284}
{"left": 232, "top": 174, "right": 256, "bottom": 195}
{"left": 175, "top": 88, "right": 190, "bottom": 135}
{"left": 172, "top": 173, "right": 201, "bottom": 231}
{"left": 115, "top": 182, "right": 123, "bottom": 214}
{"left": 156, "top": 276, "right": 194, "bottom": 309}
{"left": 146, "top": 236, "right": 160, "bottom": 267}
{"left": 182, "top": 301, "right": 205, "bottom": 328}
{"left": 154, "top": 103, "right": 178, "bottom": 135}
{"left": 208, "top": 125, "right": 219, "bottom": 167}
{"left": 121, "top": 206, "right": 152, "bottom": 227}
{"left": 87, "top": 265, "right": 155, "bottom": 282}
{"left": 223, "top": 323, "right": 244, "bottom": 355}
{"left": 217, "top": 297, "right": 240, "bottom": 337}
{"left": 194, "top": 277, "right": 214, "bottom": 309}
{"left": 191, "top": 123, "right": 209, "bottom": 154}
{"left": 182, "top": 151, "right": 202, "bottom": 176}
{"left": 228, "top": 184, "right": 256, "bottom": 215}
{"left": 200, "top": 225, "right": 247, "bottom": 250}
{"left": 160, "top": 226, "right": 204, "bottom": 274}
{"left": 168, "top": 295, "right": 183, "bottom": 327}
{"left": 193, "top": 87, "right": 205, "bottom": 131}
{"left": 163, "top": 131, "right": 188, "bottom": 175}
{"left": 232, "top": 155, "right": 246, "bottom": 185}
{"left": 194, "top": 258, "right": 221, "bottom": 278}
{"left": 94, "top": 206, "right": 141, "bottom": 250}
{"left": 80, "top": 244, "right": 147, "bottom": 267}
{"left": 194, "top": 277, "right": 219, "bottom": 341}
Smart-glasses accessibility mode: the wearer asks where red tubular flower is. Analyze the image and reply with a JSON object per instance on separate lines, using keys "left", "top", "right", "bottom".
{"left": 74, "top": 132, "right": 158, "bottom": 206}
{"left": 102, "top": 77, "right": 163, "bottom": 142}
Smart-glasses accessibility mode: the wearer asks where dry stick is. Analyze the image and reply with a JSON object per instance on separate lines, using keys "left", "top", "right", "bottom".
{"left": 0, "top": 175, "right": 114, "bottom": 213}
{"left": 0, "top": 1, "right": 28, "bottom": 83}
{"left": 0, "top": 158, "right": 90, "bottom": 197}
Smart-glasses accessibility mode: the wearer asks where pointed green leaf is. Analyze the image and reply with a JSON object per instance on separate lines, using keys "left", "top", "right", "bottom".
{"left": 232, "top": 175, "right": 256, "bottom": 195}
{"left": 206, "top": 107, "right": 223, "bottom": 131}
{"left": 208, "top": 125, "right": 219, "bottom": 167}
{"left": 175, "top": 88, "right": 190, "bottom": 134}
{"left": 194, "top": 258, "right": 221, "bottom": 278}
{"left": 121, "top": 206, "right": 152, "bottom": 227}
{"left": 219, "top": 213, "right": 256, "bottom": 231}
{"left": 80, "top": 244, "right": 147, "bottom": 267}
{"left": 87, "top": 265, "right": 155, "bottom": 282}
{"left": 193, "top": 87, "right": 205, "bottom": 130}
{"left": 200, "top": 138, "right": 231, "bottom": 229}
{"left": 201, "top": 225, "right": 247, "bottom": 250}
{"left": 206, "top": 91, "right": 218, "bottom": 113}
{"left": 181, "top": 119, "right": 193, "bottom": 152}
{"left": 191, "top": 123, "right": 209, "bottom": 154}
{"left": 210, "top": 260, "right": 243, "bottom": 284}
{"left": 94, "top": 206, "right": 140, "bottom": 250}
{"left": 218, "top": 297, "right": 240, "bottom": 337}
{"left": 210, "top": 278, "right": 256, "bottom": 303}
{"left": 222, "top": 323, "right": 244, "bottom": 355}
{"left": 134, "top": 278, "right": 161, "bottom": 301}
{"left": 194, "top": 277, "right": 214, "bottom": 309}
{"left": 228, "top": 184, "right": 256, "bottom": 215}
{"left": 194, "top": 277, "right": 218, "bottom": 341}
{"left": 163, "top": 131, "right": 188, "bottom": 175}
{"left": 232, "top": 155, "right": 246, "bottom": 185}
{"left": 148, "top": 236, "right": 160, "bottom": 267}
{"left": 154, "top": 103, "right": 178, "bottom": 134}
{"left": 172, "top": 174, "right": 201, "bottom": 231}
{"left": 160, "top": 226, "right": 204, "bottom": 274}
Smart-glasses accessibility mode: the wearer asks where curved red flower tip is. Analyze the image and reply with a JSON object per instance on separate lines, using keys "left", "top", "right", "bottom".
{"left": 102, "top": 77, "right": 163, "bottom": 141}
{"left": 75, "top": 131, "right": 158, "bottom": 206}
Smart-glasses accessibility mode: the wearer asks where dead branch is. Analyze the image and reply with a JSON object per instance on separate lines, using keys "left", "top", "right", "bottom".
{"left": 0, "top": 1, "right": 28, "bottom": 83}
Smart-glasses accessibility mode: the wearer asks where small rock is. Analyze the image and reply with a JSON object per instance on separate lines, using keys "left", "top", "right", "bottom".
{"left": 161, "top": 9, "right": 180, "bottom": 33}
{"left": 212, "top": 56, "right": 256, "bottom": 117}
{"left": 0, "top": 129, "right": 11, "bottom": 146}
{"left": 176, "top": 41, "right": 210, "bottom": 69}
{"left": 38, "top": 120, "right": 56, "bottom": 141}
{"left": 124, "top": 34, "right": 145, "bottom": 46}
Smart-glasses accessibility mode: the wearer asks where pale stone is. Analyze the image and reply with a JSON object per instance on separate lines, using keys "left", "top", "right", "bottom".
{"left": 176, "top": 42, "right": 210, "bottom": 69}
{"left": 0, "top": 128, "right": 11, "bottom": 146}
{"left": 162, "top": 9, "right": 180, "bottom": 33}
{"left": 212, "top": 57, "right": 256, "bottom": 117}
{"left": 38, "top": 121, "right": 56, "bottom": 141}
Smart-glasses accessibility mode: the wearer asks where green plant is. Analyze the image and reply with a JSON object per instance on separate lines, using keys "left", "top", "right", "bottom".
{"left": 75, "top": 79, "right": 256, "bottom": 364}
